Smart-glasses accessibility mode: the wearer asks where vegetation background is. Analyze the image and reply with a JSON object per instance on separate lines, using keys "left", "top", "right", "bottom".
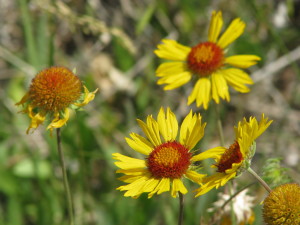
{"left": 0, "top": 0, "right": 300, "bottom": 224}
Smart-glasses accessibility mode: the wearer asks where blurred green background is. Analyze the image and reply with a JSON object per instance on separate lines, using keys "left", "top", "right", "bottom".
{"left": 0, "top": 0, "right": 300, "bottom": 224}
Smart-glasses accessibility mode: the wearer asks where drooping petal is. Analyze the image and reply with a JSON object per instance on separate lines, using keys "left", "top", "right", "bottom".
{"left": 211, "top": 72, "right": 230, "bottom": 104}
{"left": 125, "top": 133, "right": 153, "bottom": 155}
{"left": 73, "top": 86, "right": 98, "bottom": 107}
{"left": 188, "top": 78, "right": 211, "bottom": 109}
{"left": 154, "top": 39, "right": 191, "bottom": 61}
{"left": 222, "top": 68, "right": 253, "bottom": 93}
{"left": 26, "top": 106, "right": 47, "bottom": 134}
{"left": 47, "top": 108, "right": 70, "bottom": 131}
{"left": 208, "top": 11, "right": 223, "bottom": 43}
{"left": 225, "top": 55, "right": 261, "bottom": 68}
{"left": 217, "top": 18, "right": 245, "bottom": 49}
{"left": 157, "top": 107, "right": 178, "bottom": 142}
{"left": 171, "top": 179, "right": 187, "bottom": 197}
{"left": 15, "top": 92, "right": 30, "bottom": 106}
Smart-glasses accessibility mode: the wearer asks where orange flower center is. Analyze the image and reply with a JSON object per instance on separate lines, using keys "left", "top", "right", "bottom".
{"left": 187, "top": 42, "right": 224, "bottom": 76}
{"left": 29, "top": 67, "right": 82, "bottom": 112}
{"left": 216, "top": 141, "right": 243, "bottom": 173}
{"left": 147, "top": 141, "right": 191, "bottom": 179}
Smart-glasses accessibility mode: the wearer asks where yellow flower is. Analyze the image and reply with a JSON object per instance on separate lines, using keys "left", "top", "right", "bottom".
{"left": 193, "top": 114, "right": 272, "bottom": 197}
{"left": 112, "top": 107, "right": 207, "bottom": 198}
{"left": 16, "top": 66, "right": 98, "bottom": 133}
{"left": 154, "top": 11, "right": 261, "bottom": 109}
{"left": 263, "top": 183, "right": 300, "bottom": 225}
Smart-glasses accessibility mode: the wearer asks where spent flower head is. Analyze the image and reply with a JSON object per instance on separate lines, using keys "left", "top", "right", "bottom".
{"left": 154, "top": 11, "right": 260, "bottom": 109}
{"left": 113, "top": 107, "right": 207, "bottom": 198}
{"left": 192, "top": 114, "right": 272, "bottom": 196}
{"left": 263, "top": 183, "right": 300, "bottom": 225}
{"left": 16, "top": 66, "right": 98, "bottom": 133}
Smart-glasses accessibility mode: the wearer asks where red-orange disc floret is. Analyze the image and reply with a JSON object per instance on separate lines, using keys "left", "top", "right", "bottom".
{"left": 216, "top": 141, "right": 243, "bottom": 173}
{"left": 187, "top": 42, "right": 224, "bottom": 76}
{"left": 29, "top": 67, "right": 82, "bottom": 112}
{"left": 147, "top": 141, "right": 191, "bottom": 179}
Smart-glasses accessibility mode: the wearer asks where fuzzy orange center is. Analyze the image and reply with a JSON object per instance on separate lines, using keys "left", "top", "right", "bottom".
{"left": 147, "top": 141, "right": 191, "bottom": 179}
{"left": 29, "top": 67, "right": 82, "bottom": 112}
{"left": 216, "top": 141, "right": 243, "bottom": 173}
{"left": 187, "top": 42, "right": 224, "bottom": 76}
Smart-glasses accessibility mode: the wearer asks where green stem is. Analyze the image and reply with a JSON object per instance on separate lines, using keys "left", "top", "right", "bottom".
{"left": 56, "top": 128, "right": 75, "bottom": 225}
{"left": 214, "top": 104, "right": 225, "bottom": 146}
{"left": 247, "top": 167, "right": 272, "bottom": 193}
{"left": 178, "top": 192, "right": 184, "bottom": 225}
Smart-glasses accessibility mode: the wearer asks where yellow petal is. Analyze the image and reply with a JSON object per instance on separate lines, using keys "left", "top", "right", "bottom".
{"left": 221, "top": 68, "right": 253, "bottom": 93}
{"left": 125, "top": 133, "right": 153, "bottom": 155}
{"left": 156, "top": 62, "right": 188, "bottom": 76}
{"left": 191, "top": 147, "right": 226, "bottom": 161}
{"left": 211, "top": 72, "right": 230, "bottom": 104}
{"left": 137, "top": 116, "right": 161, "bottom": 147}
{"left": 194, "top": 172, "right": 229, "bottom": 197}
{"left": 185, "top": 170, "right": 206, "bottom": 184}
{"left": 158, "top": 71, "right": 192, "bottom": 90}
{"left": 157, "top": 107, "right": 178, "bottom": 142}
{"left": 171, "top": 179, "right": 187, "bottom": 197}
{"left": 112, "top": 153, "right": 147, "bottom": 170}
{"left": 118, "top": 176, "right": 149, "bottom": 197}
{"left": 148, "top": 178, "right": 170, "bottom": 198}
{"left": 179, "top": 110, "right": 206, "bottom": 150}
{"left": 154, "top": 39, "right": 191, "bottom": 61}
{"left": 26, "top": 107, "right": 47, "bottom": 134}
{"left": 47, "top": 108, "right": 70, "bottom": 131}
{"left": 217, "top": 18, "right": 245, "bottom": 49}
{"left": 208, "top": 11, "right": 223, "bottom": 43}
{"left": 74, "top": 86, "right": 98, "bottom": 107}
{"left": 225, "top": 55, "right": 261, "bottom": 68}
{"left": 188, "top": 78, "right": 211, "bottom": 109}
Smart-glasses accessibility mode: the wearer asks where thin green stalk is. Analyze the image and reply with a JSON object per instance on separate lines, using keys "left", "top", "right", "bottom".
{"left": 247, "top": 167, "right": 272, "bottom": 193}
{"left": 214, "top": 103, "right": 225, "bottom": 146}
{"left": 178, "top": 192, "right": 184, "bottom": 225}
{"left": 56, "top": 128, "right": 75, "bottom": 225}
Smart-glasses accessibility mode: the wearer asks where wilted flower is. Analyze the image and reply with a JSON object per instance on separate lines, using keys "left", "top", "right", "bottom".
{"left": 16, "top": 66, "right": 98, "bottom": 133}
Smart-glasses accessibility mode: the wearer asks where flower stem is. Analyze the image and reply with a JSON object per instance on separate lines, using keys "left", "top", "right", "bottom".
{"left": 56, "top": 128, "right": 75, "bottom": 225}
{"left": 214, "top": 103, "right": 225, "bottom": 146}
{"left": 178, "top": 192, "right": 184, "bottom": 225}
{"left": 247, "top": 167, "right": 272, "bottom": 193}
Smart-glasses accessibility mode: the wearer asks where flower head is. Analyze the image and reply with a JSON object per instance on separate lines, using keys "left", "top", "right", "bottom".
{"left": 113, "top": 107, "right": 207, "bottom": 198}
{"left": 193, "top": 114, "right": 272, "bottom": 196}
{"left": 16, "top": 66, "right": 98, "bottom": 133}
{"left": 263, "top": 183, "right": 300, "bottom": 225}
{"left": 154, "top": 11, "right": 260, "bottom": 109}
{"left": 208, "top": 189, "right": 255, "bottom": 225}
